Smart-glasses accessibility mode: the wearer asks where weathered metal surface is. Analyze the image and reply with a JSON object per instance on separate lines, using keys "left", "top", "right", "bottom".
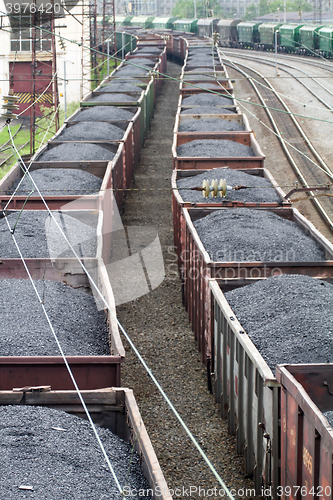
{"left": 210, "top": 279, "right": 280, "bottom": 498}
{"left": 277, "top": 365, "right": 333, "bottom": 500}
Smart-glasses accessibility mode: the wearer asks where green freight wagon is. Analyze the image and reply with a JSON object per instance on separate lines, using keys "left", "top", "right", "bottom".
{"left": 318, "top": 26, "right": 333, "bottom": 57}
{"left": 152, "top": 17, "right": 177, "bottom": 29}
{"left": 279, "top": 23, "right": 304, "bottom": 52}
{"left": 115, "top": 32, "right": 137, "bottom": 57}
{"left": 130, "top": 16, "right": 155, "bottom": 29}
{"left": 172, "top": 19, "right": 198, "bottom": 33}
{"left": 237, "top": 21, "right": 261, "bottom": 48}
{"left": 216, "top": 19, "right": 241, "bottom": 47}
{"left": 258, "top": 23, "right": 282, "bottom": 50}
{"left": 114, "top": 15, "right": 133, "bottom": 26}
{"left": 299, "top": 24, "right": 324, "bottom": 54}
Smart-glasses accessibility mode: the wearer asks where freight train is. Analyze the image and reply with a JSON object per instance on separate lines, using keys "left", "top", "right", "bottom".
{"left": 1, "top": 27, "right": 333, "bottom": 500}
{"left": 114, "top": 15, "right": 333, "bottom": 57}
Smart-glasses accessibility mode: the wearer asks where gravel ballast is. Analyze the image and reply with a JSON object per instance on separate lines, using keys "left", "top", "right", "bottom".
{"left": 71, "top": 106, "right": 134, "bottom": 121}
{"left": 9, "top": 168, "right": 102, "bottom": 196}
{"left": 0, "top": 279, "right": 109, "bottom": 355}
{"left": 178, "top": 117, "right": 245, "bottom": 132}
{"left": 88, "top": 93, "right": 140, "bottom": 103}
{"left": 56, "top": 122, "right": 124, "bottom": 141}
{"left": 177, "top": 167, "right": 281, "bottom": 203}
{"left": 177, "top": 139, "right": 255, "bottom": 157}
{"left": 38, "top": 143, "right": 115, "bottom": 162}
{"left": 0, "top": 405, "right": 151, "bottom": 499}
{"left": 224, "top": 275, "right": 333, "bottom": 372}
{"left": 0, "top": 211, "right": 97, "bottom": 258}
{"left": 181, "top": 106, "right": 236, "bottom": 115}
{"left": 193, "top": 208, "right": 326, "bottom": 262}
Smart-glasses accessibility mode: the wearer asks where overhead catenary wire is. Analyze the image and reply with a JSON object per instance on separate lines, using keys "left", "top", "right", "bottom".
{"left": 3, "top": 9, "right": 333, "bottom": 127}
{"left": 4, "top": 123, "right": 236, "bottom": 500}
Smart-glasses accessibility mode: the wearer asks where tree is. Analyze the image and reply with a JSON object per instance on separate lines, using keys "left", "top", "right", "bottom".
{"left": 245, "top": 0, "right": 313, "bottom": 20}
{"left": 172, "top": 0, "right": 225, "bottom": 18}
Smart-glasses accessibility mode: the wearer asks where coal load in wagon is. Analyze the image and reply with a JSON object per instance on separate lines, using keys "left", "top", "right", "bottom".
{"left": 182, "top": 94, "right": 232, "bottom": 107}
{"left": 38, "top": 143, "right": 115, "bottom": 162}
{"left": 0, "top": 279, "right": 109, "bottom": 356}
{"left": 70, "top": 106, "right": 134, "bottom": 122}
{"left": 184, "top": 82, "right": 229, "bottom": 91}
{"left": 136, "top": 47, "right": 162, "bottom": 54}
{"left": 9, "top": 168, "right": 102, "bottom": 196}
{"left": 99, "top": 82, "right": 142, "bottom": 93}
{"left": 178, "top": 117, "right": 245, "bottom": 132}
{"left": 0, "top": 405, "right": 152, "bottom": 499}
{"left": 193, "top": 208, "right": 326, "bottom": 262}
{"left": 124, "top": 57, "right": 155, "bottom": 67}
{"left": 56, "top": 122, "right": 124, "bottom": 141}
{"left": 177, "top": 168, "right": 280, "bottom": 203}
{"left": 183, "top": 74, "right": 216, "bottom": 80}
{"left": 323, "top": 411, "right": 333, "bottom": 427}
{"left": 181, "top": 106, "right": 236, "bottom": 115}
{"left": 0, "top": 211, "right": 97, "bottom": 258}
{"left": 87, "top": 93, "right": 139, "bottom": 103}
{"left": 115, "top": 66, "right": 150, "bottom": 76}
{"left": 224, "top": 275, "right": 333, "bottom": 372}
{"left": 177, "top": 139, "right": 255, "bottom": 157}
{"left": 110, "top": 77, "right": 145, "bottom": 85}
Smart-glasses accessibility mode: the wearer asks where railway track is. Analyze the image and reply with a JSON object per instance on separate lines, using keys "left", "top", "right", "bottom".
{"left": 221, "top": 54, "right": 333, "bottom": 231}
{"left": 221, "top": 49, "right": 333, "bottom": 111}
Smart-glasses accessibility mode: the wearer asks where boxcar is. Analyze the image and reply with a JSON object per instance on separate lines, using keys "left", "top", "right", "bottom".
{"left": 173, "top": 18, "right": 198, "bottom": 34}
{"left": 299, "top": 24, "right": 324, "bottom": 54}
{"left": 129, "top": 16, "right": 155, "bottom": 29}
{"left": 152, "top": 16, "right": 177, "bottom": 29}
{"left": 237, "top": 21, "right": 261, "bottom": 48}
{"left": 279, "top": 23, "right": 304, "bottom": 52}
{"left": 258, "top": 22, "right": 282, "bottom": 50}
{"left": 217, "top": 19, "right": 242, "bottom": 47}
{"left": 197, "top": 18, "right": 220, "bottom": 37}
{"left": 114, "top": 15, "right": 133, "bottom": 27}
{"left": 318, "top": 26, "right": 333, "bottom": 56}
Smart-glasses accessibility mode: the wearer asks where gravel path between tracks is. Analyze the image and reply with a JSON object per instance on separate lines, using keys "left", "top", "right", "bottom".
{"left": 0, "top": 279, "right": 109, "bottom": 355}
{"left": 193, "top": 208, "right": 326, "bottom": 262}
{"left": 70, "top": 106, "right": 135, "bottom": 121}
{"left": 177, "top": 139, "right": 255, "bottom": 157}
{"left": 57, "top": 122, "right": 124, "bottom": 141}
{"left": 323, "top": 411, "right": 333, "bottom": 427}
{"left": 178, "top": 118, "right": 245, "bottom": 132}
{"left": 224, "top": 275, "right": 333, "bottom": 372}
{"left": 38, "top": 143, "right": 115, "bottom": 162}
{"left": 177, "top": 168, "right": 281, "bottom": 203}
{"left": 0, "top": 405, "right": 150, "bottom": 499}
{"left": 9, "top": 168, "right": 102, "bottom": 195}
{"left": 0, "top": 211, "right": 97, "bottom": 258}
{"left": 116, "top": 60, "right": 262, "bottom": 500}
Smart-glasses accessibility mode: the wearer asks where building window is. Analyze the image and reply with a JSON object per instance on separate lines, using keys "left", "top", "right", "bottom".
{"left": 11, "top": 16, "right": 52, "bottom": 52}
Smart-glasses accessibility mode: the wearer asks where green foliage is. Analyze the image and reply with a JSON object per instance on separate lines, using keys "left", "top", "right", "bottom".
{"left": 172, "top": 0, "right": 225, "bottom": 18}
{"left": 245, "top": 0, "right": 313, "bottom": 19}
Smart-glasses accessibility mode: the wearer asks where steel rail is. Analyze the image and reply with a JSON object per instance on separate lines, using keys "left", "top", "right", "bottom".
{"left": 223, "top": 49, "right": 333, "bottom": 110}
{"left": 222, "top": 56, "right": 333, "bottom": 230}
